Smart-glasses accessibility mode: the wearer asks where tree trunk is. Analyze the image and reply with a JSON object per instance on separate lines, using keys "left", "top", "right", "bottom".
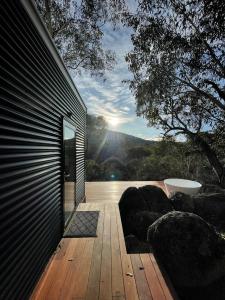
{"left": 44, "top": 0, "right": 53, "bottom": 37}
{"left": 189, "top": 133, "right": 225, "bottom": 188}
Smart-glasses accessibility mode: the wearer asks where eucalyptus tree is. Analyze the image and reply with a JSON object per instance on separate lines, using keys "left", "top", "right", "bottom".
{"left": 35, "top": 0, "right": 126, "bottom": 77}
{"left": 125, "top": 0, "right": 225, "bottom": 186}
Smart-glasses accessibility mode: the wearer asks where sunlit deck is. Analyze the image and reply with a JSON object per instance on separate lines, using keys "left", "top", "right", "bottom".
{"left": 30, "top": 181, "right": 178, "bottom": 300}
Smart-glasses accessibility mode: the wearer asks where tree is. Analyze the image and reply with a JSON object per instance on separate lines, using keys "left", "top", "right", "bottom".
{"left": 35, "top": 0, "right": 126, "bottom": 77}
{"left": 127, "top": 146, "right": 152, "bottom": 160}
{"left": 86, "top": 114, "right": 108, "bottom": 161}
{"left": 86, "top": 160, "right": 105, "bottom": 181}
{"left": 125, "top": 0, "right": 225, "bottom": 186}
{"left": 87, "top": 114, "right": 108, "bottom": 133}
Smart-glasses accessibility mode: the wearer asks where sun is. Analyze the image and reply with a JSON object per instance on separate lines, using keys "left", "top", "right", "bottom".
{"left": 107, "top": 117, "right": 120, "bottom": 127}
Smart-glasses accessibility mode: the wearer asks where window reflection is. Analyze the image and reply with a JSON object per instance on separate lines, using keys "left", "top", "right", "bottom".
{"left": 63, "top": 121, "right": 76, "bottom": 226}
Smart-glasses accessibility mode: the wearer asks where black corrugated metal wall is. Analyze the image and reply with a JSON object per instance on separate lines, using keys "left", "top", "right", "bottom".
{"left": 0, "top": 1, "right": 86, "bottom": 299}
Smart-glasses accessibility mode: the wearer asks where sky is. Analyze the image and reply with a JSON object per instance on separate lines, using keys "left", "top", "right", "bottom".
{"left": 74, "top": 23, "right": 163, "bottom": 141}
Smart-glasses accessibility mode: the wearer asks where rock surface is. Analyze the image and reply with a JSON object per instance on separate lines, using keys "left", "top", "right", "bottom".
{"left": 125, "top": 234, "right": 151, "bottom": 253}
{"left": 170, "top": 192, "right": 195, "bottom": 213}
{"left": 139, "top": 185, "right": 173, "bottom": 213}
{"left": 200, "top": 184, "right": 225, "bottom": 194}
{"left": 147, "top": 211, "right": 225, "bottom": 287}
{"left": 119, "top": 185, "right": 173, "bottom": 238}
{"left": 119, "top": 187, "right": 148, "bottom": 221}
{"left": 194, "top": 192, "right": 225, "bottom": 229}
{"left": 171, "top": 191, "right": 225, "bottom": 229}
{"left": 126, "top": 210, "right": 162, "bottom": 240}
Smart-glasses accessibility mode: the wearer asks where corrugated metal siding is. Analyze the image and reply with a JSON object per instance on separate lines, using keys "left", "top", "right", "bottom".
{"left": 0, "top": 1, "right": 86, "bottom": 299}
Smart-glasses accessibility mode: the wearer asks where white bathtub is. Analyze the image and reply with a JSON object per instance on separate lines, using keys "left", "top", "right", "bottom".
{"left": 164, "top": 178, "right": 202, "bottom": 197}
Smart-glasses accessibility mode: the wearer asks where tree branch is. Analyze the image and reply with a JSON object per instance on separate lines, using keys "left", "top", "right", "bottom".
{"left": 44, "top": 0, "right": 53, "bottom": 37}
{"left": 204, "top": 79, "right": 225, "bottom": 102}
{"left": 174, "top": 75, "right": 225, "bottom": 111}
{"left": 65, "top": 56, "right": 87, "bottom": 70}
{"left": 174, "top": 0, "right": 225, "bottom": 77}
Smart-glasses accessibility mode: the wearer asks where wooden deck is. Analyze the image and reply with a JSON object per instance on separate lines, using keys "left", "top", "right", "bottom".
{"left": 85, "top": 181, "right": 166, "bottom": 203}
{"left": 30, "top": 181, "right": 177, "bottom": 300}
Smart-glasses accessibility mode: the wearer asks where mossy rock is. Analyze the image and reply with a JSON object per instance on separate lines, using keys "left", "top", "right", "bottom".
{"left": 170, "top": 192, "right": 195, "bottom": 213}
{"left": 171, "top": 192, "right": 225, "bottom": 230}
{"left": 147, "top": 211, "right": 225, "bottom": 287}
{"left": 193, "top": 192, "right": 225, "bottom": 229}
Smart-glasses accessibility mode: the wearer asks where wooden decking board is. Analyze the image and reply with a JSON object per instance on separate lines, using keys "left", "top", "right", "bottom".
{"left": 32, "top": 238, "right": 79, "bottom": 300}
{"left": 110, "top": 204, "right": 125, "bottom": 300}
{"left": 63, "top": 238, "right": 95, "bottom": 299}
{"left": 55, "top": 238, "right": 70, "bottom": 260}
{"left": 85, "top": 181, "right": 166, "bottom": 203}
{"left": 140, "top": 254, "right": 166, "bottom": 300}
{"left": 131, "top": 254, "right": 153, "bottom": 300}
{"left": 99, "top": 204, "right": 112, "bottom": 300}
{"left": 48, "top": 238, "right": 86, "bottom": 300}
{"left": 149, "top": 254, "right": 174, "bottom": 300}
{"left": 57, "top": 240, "right": 87, "bottom": 299}
{"left": 30, "top": 182, "right": 178, "bottom": 300}
{"left": 114, "top": 204, "right": 139, "bottom": 300}
{"left": 85, "top": 204, "right": 104, "bottom": 300}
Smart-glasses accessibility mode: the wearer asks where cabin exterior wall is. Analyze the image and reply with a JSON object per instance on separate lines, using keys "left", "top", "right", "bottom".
{"left": 0, "top": 1, "right": 86, "bottom": 299}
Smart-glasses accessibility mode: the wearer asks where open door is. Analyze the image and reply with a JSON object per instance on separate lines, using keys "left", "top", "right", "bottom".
{"left": 63, "top": 119, "right": 76, "bottom": 226}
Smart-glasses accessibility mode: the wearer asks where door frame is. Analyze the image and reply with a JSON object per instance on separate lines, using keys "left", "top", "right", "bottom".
{"left": 62, "top": 117, "right": 77, "bottom": 230}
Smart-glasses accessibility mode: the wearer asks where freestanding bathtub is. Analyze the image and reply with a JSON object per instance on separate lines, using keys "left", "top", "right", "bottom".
{"left": 164, "top": 178, "right": 202, "bottom": 197}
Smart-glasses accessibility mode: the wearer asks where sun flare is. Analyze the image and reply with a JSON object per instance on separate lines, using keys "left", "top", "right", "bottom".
{"left": 107, "top": 117, "right": 120, "bottom": 127}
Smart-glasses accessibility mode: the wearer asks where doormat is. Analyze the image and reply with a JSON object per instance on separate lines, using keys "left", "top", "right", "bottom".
{"left": 64, "top": 211, "right": 99, "bottom": 237}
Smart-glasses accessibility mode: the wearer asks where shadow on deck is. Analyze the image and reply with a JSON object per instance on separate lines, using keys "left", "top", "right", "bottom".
{"left": 31, "top": 181, "right": 178, "bottom": 300}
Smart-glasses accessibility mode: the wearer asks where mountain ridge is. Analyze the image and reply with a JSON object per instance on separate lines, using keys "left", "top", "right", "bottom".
{"left": 87, "top": 129, "right": 155, "bottom": 163}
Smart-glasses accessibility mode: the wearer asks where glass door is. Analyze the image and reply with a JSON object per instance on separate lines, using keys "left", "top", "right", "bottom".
{"left": 63, "top": 119, "right": 76, "bottom": 226}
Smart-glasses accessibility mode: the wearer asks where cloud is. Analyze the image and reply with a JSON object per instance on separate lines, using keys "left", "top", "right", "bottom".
{"left": 72, "top": 22, "right": 163, "bottom": 139}
{"left": 146, "top": 136, "right": 163, "bottom": 141}
{"left": 74, "top": 40, "right": 136, "bottom": 129}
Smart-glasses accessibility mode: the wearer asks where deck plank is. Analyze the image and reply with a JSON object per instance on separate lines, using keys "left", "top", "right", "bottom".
{"left": 61, "top": 238, "right": 95, "bottom": 299}
{"left": 30, "top": 182, "right": 178, "bottom": 300}
{"left": 85, "top": 204, "right": 104, "bottom": 300}
{"left": 131, "top": 254, "right": 153, "bottom": 300}
{"left": 149, "top": 254, "right": 174, "bottom": 300}
{"left": 32, "top": 238, "right": 80, "bottom": 300}
{"left": 140, "top": 254, "right": 166, "bottom": 300}
{"left": 115, "top": 204, "right": 139, "bottom": 300}
{"left": 111, "top": 204, "right": 125, "bottom": 300}
{"left": 86, "top": 181, "right": 166, "bottom": 203}
{"left": 99, "top": 204, "right": 112, "bottom": 300}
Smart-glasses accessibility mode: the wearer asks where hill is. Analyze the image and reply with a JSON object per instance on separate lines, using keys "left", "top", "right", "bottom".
{"left": 87, "top": 129, "right": 155, "bottom": 163}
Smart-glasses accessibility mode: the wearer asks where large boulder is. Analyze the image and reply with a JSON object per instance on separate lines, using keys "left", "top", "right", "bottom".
{"left": 119, "top": 185, "right": 173, "bottom": 238}
{"left": 200, "top": 184, "right": 225, "bottom": 194}
{"left": 125, "top": 234, "right": 152, "bottom": 253}
{"left": 147, "top": 211, "right": 225, "bottom": 288}
{"left": 139, "top": 185, "right": 173, "bottom": 213}
{"left": 119, "top": 187, "right": 148, "bottom": 222}
{"left": 126, "top": 210, "right": 162, "bottom": 240}
{"left": 171, "top": 191, "right": 225, "bottom": 229}
{"left": 170, "top": 192, "right": 195, "bottom": 213}
{"left": 194, "top": 192, "right": 225, "bottom": 229}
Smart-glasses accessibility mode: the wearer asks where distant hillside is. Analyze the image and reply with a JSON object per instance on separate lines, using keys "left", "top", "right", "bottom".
{"left": 87, "top": 129, "right": 155, "bottom": 163}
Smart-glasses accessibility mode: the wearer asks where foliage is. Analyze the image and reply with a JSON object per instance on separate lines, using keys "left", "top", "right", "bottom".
{"left": 127, "top": 146, "right": 152, "bottom": 160}
{"left": 86, "top": 114, "right": 153, "bottom": 162}
{"left": 87, "top": 114, "right": 108, "bottom": 133}
{"left": 35, "top": 0, "right": 126, "bottom": 77}
{"left": 86, "top": 115, "right": 216, "bottom": 183}
{"left": 86, "top": 159, "right": 105, "bottom": 181}
{"left": 124, "top": 0, "right": 225, "bottom": 185}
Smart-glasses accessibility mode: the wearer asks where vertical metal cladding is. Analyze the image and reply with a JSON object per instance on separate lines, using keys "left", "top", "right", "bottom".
{"left": 0, "top": 1, "right": 86, "bottom": 299}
